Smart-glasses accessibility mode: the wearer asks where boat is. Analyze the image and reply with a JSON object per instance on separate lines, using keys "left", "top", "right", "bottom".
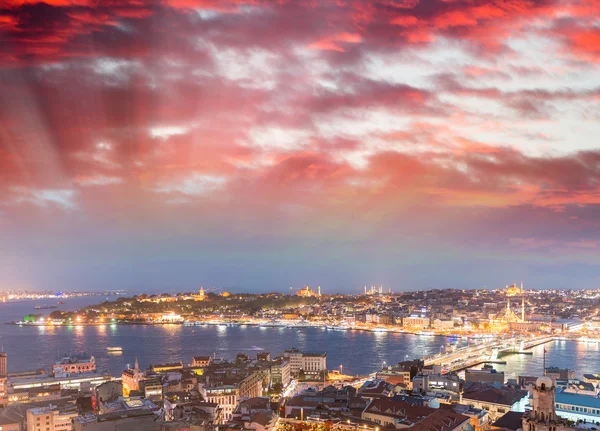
{"left": 57, "top": 301, "right": 65, "bottom": 305}
{"left": 34, "top": 305, "right": 57, "bottom": 310}
{"left": 107, "top": 347, "right": 123, "bottom": 352}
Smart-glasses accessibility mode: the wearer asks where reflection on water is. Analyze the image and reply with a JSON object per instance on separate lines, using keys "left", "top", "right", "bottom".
{"left": 3, "top": 322, "right": 600, "bottom": 377}
{"left": 2, "top": 298, "right": 600, "bottom": 377}
{"left": 495, "top": 340, "right": 600, "bottom": 380}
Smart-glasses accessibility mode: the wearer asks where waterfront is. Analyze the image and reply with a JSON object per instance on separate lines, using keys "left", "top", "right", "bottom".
{"left": 1, "top": 297, "right": 599, "bottom": 379}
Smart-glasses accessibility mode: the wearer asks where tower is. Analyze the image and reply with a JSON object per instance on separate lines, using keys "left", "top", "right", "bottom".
{"left": 522, "top": 376, "right": 567, "bottom": 431}
{"left": 134, "top": 357, "right": 139, "bottom": 372}
{"left": 0, "top": 350, "right": 6, "bottom": 377}
{"left": 364, "top": 285, "right": 367, "bottom": 295}
{"left": 290, "top": 285, "right": 293, "bottom": 296}
{"left": 521, "top": 283, "right": 525, "bottom": 322}
{"left": 318, "top": 285, "right": 321, "bottom": 296}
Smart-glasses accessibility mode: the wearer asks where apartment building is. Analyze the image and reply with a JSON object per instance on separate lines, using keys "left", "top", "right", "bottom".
{"left": 27, "top": 404, "right": 78, "bottom": 431}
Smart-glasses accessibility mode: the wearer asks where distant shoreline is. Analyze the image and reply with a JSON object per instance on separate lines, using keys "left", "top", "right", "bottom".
{"left": 2, "top": 319, "right": 480, "bottom": 338}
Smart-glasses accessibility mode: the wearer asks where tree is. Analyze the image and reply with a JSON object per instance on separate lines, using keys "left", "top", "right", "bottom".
{"left": 49, "top": 310, "right": 65, "bottom": 319}
{"left": 270, "top": 383, "right": 283, "bottom": 394}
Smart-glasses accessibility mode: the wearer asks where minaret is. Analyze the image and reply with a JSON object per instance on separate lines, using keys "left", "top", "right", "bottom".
{"left": 364, "top": 285, "right": 367, "bottom": 295}
{"left": 134, "top": 357, "right": 139, "bottom": 372}
{"left": 318, "top": 285, "right": 321, "bottom": 296}
{"left": 290, "top": 285, "right": 293, "bottom": 296}
{"left": 521, "top": 283, "right": 525, "bottom": 322}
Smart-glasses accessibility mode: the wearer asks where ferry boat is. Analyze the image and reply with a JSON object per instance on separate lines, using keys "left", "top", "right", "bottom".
{"left": 34, "top": 305, "right": 57, "bottom": 310}
{"left": 107, "top": 347, "right": 123, "bottom": 352}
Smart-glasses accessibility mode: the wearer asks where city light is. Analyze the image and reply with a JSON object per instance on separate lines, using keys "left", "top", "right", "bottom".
{"left": 0, "top": 1, "right": 597, "bottom": 428}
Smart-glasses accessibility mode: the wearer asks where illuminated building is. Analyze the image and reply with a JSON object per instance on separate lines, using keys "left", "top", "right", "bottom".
{"left": 283, "top": 348, "right": 326, "bottom": 376}
{"left": 296, "top": 285, "right": 317, "bottom": 297}
{"left": 403, "top": 316, "right": 431, "bottom": 329}
{"left": 191, "top": 356, "right": 213, "bottom": 368}
{"left": 364, "top": 285, "right": 384, "bottom": 295}
{"left": 194, "top": 287, "right": 206, "bottom": 301}
{"left": 160, "top": 313, "right": 184, "bottom": 323}
{"left": 151, "top": 362, "right": 183, "bottom": 373}
{"left": 506, "top": 282, "right": 524, "bottom": 297}
{"left": 52, "top": 353, "right": 96, "bottom": 377}
{"left": 121, "top": 358, "right": 144, "bottom": 396}
{"left": 9, "top": 373, "right": 111, "bottom": 391}
{"left": 270, "top": 360, "right": 290, "bottom": 386}
{"left": 0, "top": 351, "right": 7, "bottom": 377}
{"left": 26, "top": 404, "right": 78, "bottom": 431}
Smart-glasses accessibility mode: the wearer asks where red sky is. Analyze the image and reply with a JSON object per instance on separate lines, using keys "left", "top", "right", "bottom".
{"left": 1, "top": 0, "right": 599, "bottom": 292}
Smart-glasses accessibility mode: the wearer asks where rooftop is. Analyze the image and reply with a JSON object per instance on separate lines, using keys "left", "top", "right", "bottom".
{"left": 363, "top": 398, "right": 436, "bottom": 422}
{"left": 556, "top": 391, "right": 600, "bottom": 408}
{"left": 491, "top": 411, "right": 524, "bottom": 431}
{"left": 462, "top": 385, "right": 528, "bottom": 406}
{"left": 54, "top": 353, "right": 94, "bottom": 365}
{"left": 410, "top": 408, "right": 470, "bottom": 431}
{"left": 359, "top": 379, "right": 393, "bottom": 396}
{"left": 75, "top": 408, "right": 155, "bottom": 424}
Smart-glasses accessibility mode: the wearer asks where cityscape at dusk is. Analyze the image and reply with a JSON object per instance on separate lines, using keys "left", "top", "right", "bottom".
{"left": 1, "top": 0, "right": 600, "bottom": 292}
{"left": 1, "top": 1, "right": 600, "bottom": 431}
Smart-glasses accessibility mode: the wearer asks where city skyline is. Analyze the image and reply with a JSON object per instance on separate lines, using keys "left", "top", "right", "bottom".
{"left": 1, "top": 0, "right": 600, "bottom": 292}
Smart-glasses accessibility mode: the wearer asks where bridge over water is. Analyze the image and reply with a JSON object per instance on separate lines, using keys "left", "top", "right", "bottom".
{"left": 423, "top": 335, "right": 554, "bottom": 374}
